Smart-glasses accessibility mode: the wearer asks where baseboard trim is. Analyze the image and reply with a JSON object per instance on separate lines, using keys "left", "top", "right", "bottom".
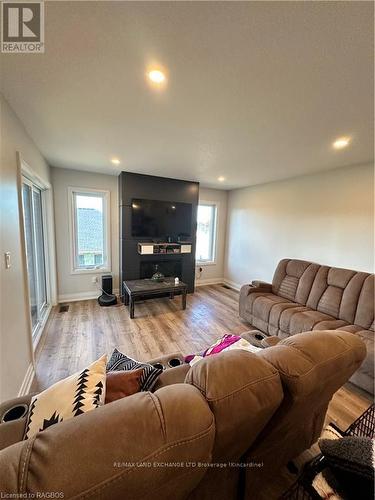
{"left": 18, "top": 363, "right": 35, "bottom": 397}
{"left": 58, "top": 289, "right": 120, "bottom": 303}
{"left": 195, "top": 277, "right": 224, "bottom": 287}
{"left": 222, "top": 279, "right": 242, "bottom": 291}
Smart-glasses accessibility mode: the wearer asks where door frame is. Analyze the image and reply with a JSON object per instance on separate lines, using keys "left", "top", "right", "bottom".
{"left": 17, "top": 153, "right": 57, "bottom": 352}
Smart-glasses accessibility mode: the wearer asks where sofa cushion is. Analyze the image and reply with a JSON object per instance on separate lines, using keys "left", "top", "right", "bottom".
{"left": 287, "top": 309, "right": 342, "bottom": 335}
{"left": 338, "top": 327, "right": 374, "bottom": 393}
{"left": 251, "top": 294, "right": 292, "bottom": 323}
{"left": 272, "top": 259, "right": 320, "bottom": 304}
{"left": 312, "top": 319, "right": 349, "bottom": 330}
{"left": 185, "top": 349, "right": 283, "bottom": 461}
{"left": 269, "top": 302, "right": 308, "bottom": 329}
{"left": 307, "top": 266, "right": 371, "bottom": 324}
{"left": 245, "top": 291, "right": 277, "bottom": 314}
{"left": 354, "top": 275, "right": 374, "bottom": 330}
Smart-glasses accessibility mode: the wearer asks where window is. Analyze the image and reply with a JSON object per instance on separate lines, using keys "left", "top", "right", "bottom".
{"left": 69, "top": 188, "right": 110, "bottom": 272}
{"left": 196, "top": 203, "right": 217, "bottom": 264}
{"left": 22, "top": 177, "right": 48, "bottom": 338}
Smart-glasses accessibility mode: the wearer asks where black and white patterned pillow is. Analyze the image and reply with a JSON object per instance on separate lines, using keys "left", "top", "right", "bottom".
{"left": 24, "top": 355, "right": 107, "bottom": 440}
{"left": 107, "top": 349, "right": 163, "bottom": 392}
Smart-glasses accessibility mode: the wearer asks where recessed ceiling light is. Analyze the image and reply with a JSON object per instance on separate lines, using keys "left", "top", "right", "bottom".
{"left": 148, "top": 70, "right": 166, "bottom": 84}
{"left": 333, "top": 137, "right": 351, "bottom": 149}
{"left": 111, "top": 158, "right": 121, "bottom": 165}
{"left": 218, "top": 176, "right": 225, "bottom": 182}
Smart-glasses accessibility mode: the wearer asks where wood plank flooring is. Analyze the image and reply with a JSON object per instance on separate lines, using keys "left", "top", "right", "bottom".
{"left": 35, "top": 285, "right": 250, "bottom": 390}
{"left": 34, "top": 285, "right": 372, "bottom": 498}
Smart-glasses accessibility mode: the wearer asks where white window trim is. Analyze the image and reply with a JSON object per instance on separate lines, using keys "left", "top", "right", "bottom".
{"left": 17, "top": 152, "right": 57, "bottom": 354}
{"left": 68, "top": 187, "right": 111, "bottom": 275}
{"left": 196, "top": 200, "right": 219, "bottom": 266}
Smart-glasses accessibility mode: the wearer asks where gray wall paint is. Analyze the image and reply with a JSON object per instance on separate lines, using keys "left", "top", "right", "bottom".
{"left": 224, "top": 163, "right": 374, "bottom": 287}
{"left": 51, "top": 167, "right": 119, "bottom": 300}
{"left": 0, "top": 95, "right": 51, "bottom": 402}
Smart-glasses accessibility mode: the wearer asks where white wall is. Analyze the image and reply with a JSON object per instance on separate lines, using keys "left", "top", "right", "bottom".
{"left": 196, "top": 187, "right": 228, "bottom": 285}
{"left": 0, "top": 95, "right": 51, "bottom": 401}
{"left": 224, "top": 163, "right": 374, "bottom": 288}
{"left": 51, "top": 167, "right": 119, "bottom": 301}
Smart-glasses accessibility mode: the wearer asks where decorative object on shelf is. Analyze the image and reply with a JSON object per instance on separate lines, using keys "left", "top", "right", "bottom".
{"left": 175, "top": 277, "right": 179, "bottom": 285}
{"left": 137, "top": 242, "right": 192, "bottom": 255}
{"left": 151, "top": 265, "right": 165, "bottom": 282}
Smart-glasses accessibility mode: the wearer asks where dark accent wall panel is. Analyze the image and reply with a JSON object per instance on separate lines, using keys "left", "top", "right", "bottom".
{"left": 119, "top": 172, "right": 199, "bottom": 295}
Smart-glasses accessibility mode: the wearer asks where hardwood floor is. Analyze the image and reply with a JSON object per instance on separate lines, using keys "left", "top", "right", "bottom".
{"left": 35, "top": 285, "right": 371, "bottom": 498}
{"left": 35, "top": 284, "right": 250, "bottom": 390}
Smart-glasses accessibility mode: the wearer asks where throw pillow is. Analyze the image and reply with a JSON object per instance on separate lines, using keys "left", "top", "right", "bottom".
{"left": 24, "top": 355, "right": 107, "bottom": 440}
{"left": 106, "top": 349, "right": 163, "bottom": 391}
{"left": 105, "top": 368, "right": 144, "bottom": 404}
{"left": 185, "top": 334, "right": 260, "bottom": 366}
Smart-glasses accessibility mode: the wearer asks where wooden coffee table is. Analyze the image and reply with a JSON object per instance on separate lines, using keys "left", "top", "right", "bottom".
{"left": 123, "top": 278, "right": 188, "bottom": 319}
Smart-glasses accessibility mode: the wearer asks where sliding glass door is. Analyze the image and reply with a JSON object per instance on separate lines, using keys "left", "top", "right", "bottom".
{"left": 22, "top": 178, "right": 48, "bottom": 337}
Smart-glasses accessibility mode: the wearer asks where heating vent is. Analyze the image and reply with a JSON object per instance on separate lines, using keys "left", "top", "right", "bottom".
{"left": 222, "top": 285, "right": 231, "bottom": 290}
{"left": 59, "top": 304, "right": 69, "bottom": 313}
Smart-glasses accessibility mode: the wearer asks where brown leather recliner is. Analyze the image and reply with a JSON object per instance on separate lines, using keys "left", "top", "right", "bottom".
{"left": 239, "top": 258, "right": 374, "bottom": 394}
{"left": 0, "top": 330, "right": 366, "bottom": 500}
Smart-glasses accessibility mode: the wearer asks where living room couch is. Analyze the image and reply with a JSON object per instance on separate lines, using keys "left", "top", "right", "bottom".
{"left": 0, "top": 330, "right": 365, "bottom": 499}
{"left": 239, "top": 258, "right": 374, "bottom": 394}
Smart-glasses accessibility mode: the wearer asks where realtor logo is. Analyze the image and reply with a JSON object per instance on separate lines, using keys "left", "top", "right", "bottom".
{"left": 1, "top": 1, "right": 44, "bottom": 53}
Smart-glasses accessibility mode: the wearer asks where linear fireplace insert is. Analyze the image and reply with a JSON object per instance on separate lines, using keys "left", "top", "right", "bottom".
{"left": 140, "top": 260, "right": 182, "bottom": 280}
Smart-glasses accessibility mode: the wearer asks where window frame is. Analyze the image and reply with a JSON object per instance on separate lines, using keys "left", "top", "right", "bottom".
{"left": 195, "top": 201, "right": 218, "bottom": 266}
{"left": 18, "top": 152, "right": 56, "bottom": 351}
{"left": 68, "top": 187, "right": 111, "bottom": 274}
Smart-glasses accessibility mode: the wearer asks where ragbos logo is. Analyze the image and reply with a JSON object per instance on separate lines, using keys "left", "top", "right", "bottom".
{"left": 1, "top": 1, "right": 44, "bottom": 53}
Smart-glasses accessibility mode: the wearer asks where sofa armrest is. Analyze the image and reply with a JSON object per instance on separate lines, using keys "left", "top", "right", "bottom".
{"left": 240, "top": 281, "right": 272, "bottom": 298}
{"left": 251, "top": 280, "right": 272, "bottom": 290}
{"left": 0, "top": 394, "right": 35, "bottom": 422}
{"left": 153, "top": 364, "right": 191, "bottom": 391}
{"left": 0, "top": 393, "right": 37, "bottom": 450}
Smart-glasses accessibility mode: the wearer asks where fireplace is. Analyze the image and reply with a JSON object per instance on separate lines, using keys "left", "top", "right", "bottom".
{"left": 140, "top": 259, "right": 182, "bottom": 280}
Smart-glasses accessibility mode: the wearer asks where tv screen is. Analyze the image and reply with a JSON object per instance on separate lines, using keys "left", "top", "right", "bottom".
{"left": 131, "top": 198, "right": 192, "bottom": 240}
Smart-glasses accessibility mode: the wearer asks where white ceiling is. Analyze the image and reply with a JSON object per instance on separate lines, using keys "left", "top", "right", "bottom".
{"left": 1, "top": 1, "right": 373, "bottom": 189}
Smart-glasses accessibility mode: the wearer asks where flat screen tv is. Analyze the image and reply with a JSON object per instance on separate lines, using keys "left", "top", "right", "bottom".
{"left": 131, "top": 198, "right": 192, "bottom": 240}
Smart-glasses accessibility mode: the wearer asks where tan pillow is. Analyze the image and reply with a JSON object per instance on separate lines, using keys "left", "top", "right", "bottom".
{"left": 24, "top": 355, "right": 107, "bottom": 440}
{"left": 105, "top": 369, "right": 144, "bottom": 404}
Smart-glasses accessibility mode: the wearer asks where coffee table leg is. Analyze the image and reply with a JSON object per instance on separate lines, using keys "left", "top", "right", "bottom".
{"left": 124, "top": 291, "right": 129, "bottom": 306}
{"left": 129, "top": 296, "right": 135, "bottom": 319}
{"left": 182, "top": 289, "right": 187, "bottom": 310}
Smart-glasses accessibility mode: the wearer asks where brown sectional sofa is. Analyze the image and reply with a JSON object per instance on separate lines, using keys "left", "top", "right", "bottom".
{"left": 239, "top": 258, "right": 374, "bottom": 394}
{"left": 0, "top": 330, "right": 366, "bottom": 500}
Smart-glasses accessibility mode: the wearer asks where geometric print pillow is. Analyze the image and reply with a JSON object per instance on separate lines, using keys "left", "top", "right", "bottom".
{"left": 106, "top": 349, "right": 162, "bottom": 392}
{"left": 24, "top": 355, "right": 107, "bottom": 440}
